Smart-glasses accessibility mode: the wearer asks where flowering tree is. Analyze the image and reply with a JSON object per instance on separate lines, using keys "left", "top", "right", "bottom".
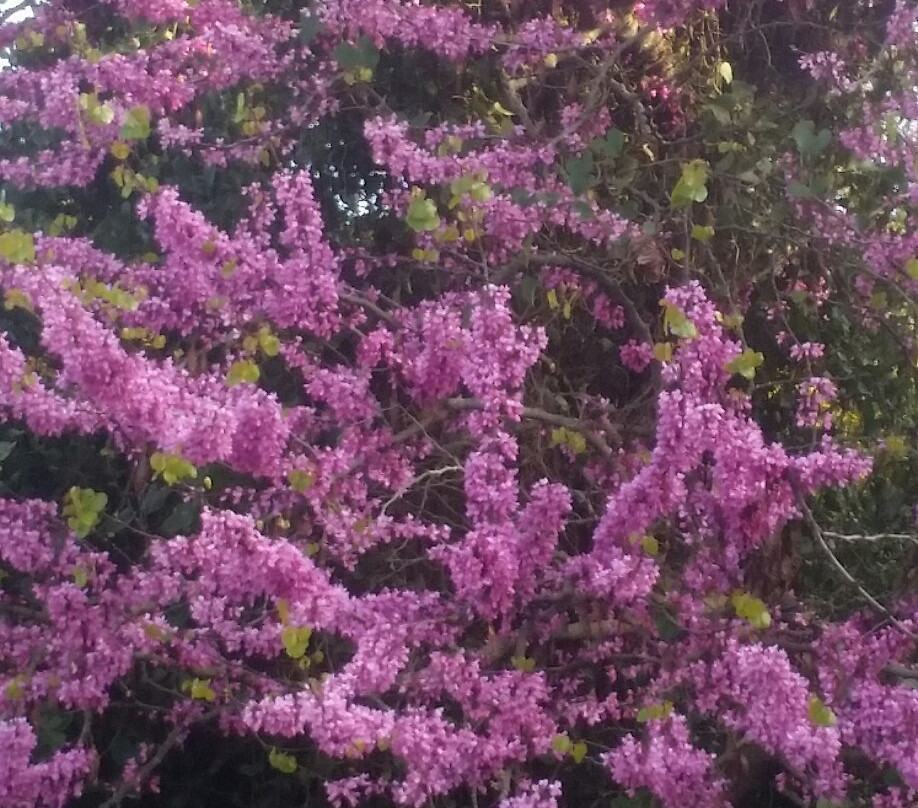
{"left": 0, "top": 0, "right": 916, "bottom": 807}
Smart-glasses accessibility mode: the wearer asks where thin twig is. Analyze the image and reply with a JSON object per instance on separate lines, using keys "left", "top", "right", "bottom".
{"left": 791, "top": 480, "right": 917, "bottom": 640}
{"left": 339, "top": 288, "right": 400, "bottom": 327}
{"left": 380, "top": 465, "right": 463, "bottom": 515}
{"left": 445, "top": 397, "right": 614, "bottom": 457}
{"left": 823, "top": 530, "right": 918, "bottom": 547}
{"left": 99, "top": 708, "right": 220, "bottom": 808}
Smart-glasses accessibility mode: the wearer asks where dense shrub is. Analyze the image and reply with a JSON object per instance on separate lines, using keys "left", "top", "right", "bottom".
{"left": 0, "top": 1, "right": 916, "bottom": 807}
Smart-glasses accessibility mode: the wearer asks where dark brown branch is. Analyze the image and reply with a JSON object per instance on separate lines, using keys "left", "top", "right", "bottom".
{"left": 446, "top": 397, "right": 614, "bottom": 457}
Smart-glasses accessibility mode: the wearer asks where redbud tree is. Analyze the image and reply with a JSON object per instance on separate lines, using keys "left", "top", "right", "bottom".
{"left": 0, "top": 0, "right": 916, "bottom": 807}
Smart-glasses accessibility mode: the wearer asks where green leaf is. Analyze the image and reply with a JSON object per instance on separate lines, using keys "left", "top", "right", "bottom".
{"left": 725, "top": 349, "right": 764, "bottom": 380}
{"left": 640, "top": 535, "right": 660, "bottom": 556}
{"left": 405, "top": 195, "right": 440, "bottom": 232}
{"left": 332, "top": 36, "right": 379, "bottom": 71}
{"left": 572, "top": 200, "right": 595, "bottom": 220}
{"left": 565, "top": 151, "right": 595, "bottom": 195}
{"left": 691, "top": 224, "right": 715, "bottom": 243}
{"left": 158, "top": 499, "right": 200, "bottom": 537}
{"left": 258, "top": 329, "right": 281, "bottom": 357}
{"left": 718, "top": 61, "right": 733, "bottom": 84}
{"left": 511, "top": 655, "right": 536, "bottom": 672}
{"left": 0, "top": 202, "right": 15, "bottom": 222}
{"left": 807, "top": 695, "right": 837, "bottom": 728}
{"left": 281, "top": 625, "right": 312, "bottom": 659}
{"left": 510, "top": 189, "right": 537, "bottom": 207}
{"left": 705, "top": 100, "right": 732, "bottom": 125}
{"left": 636, "top": 701, "right": 673, "bottom": 723}
{"left": 570, "top": 741, "right": 588, "bottom": 764}
{"left": 89, "top": 103, "right": 114, "bottom": 125}
{"left": 551, "top": 734, "right": 572, "bottom": 754}
{"left": 189, "top": 678, "right": 216, "bottom": 702}
{"left": 652, "top": 342, "right": 673, "bottom": 362}
{"left": 731, "top": 591, "right": 771, "bottom": 629}
{"left": 62, "top": 487, "right": 108, "bottom": 538}
{"left": 791, "top": 120, "right": 832, "bottom": 160}
{"left": 671, "top": 160, "right": 709, "bottom": 207}
{"left": 150, "top": 452, "right": 197, "bottom": 486}
{"left": 905, "top": 257, "right": 918, "bottom": 280}
{"left": 120, "top": 105, "right": 151, "bottom": 141}
{"left": 298, "top": 11, "right": 322, "bottom": 44}
{"left": 0, "top": 230, "right": 36, "bottom": 264}
{"left": 110, "top": 141, "right": 131, "bottom": 160}
{"left": 550, "top": 427, "right": 587, "bottom": 455}
{"left": 226, "top": 359, "right": 260, "bottom": 387}
{"left": 591, "top": 127, "right": 624, "bottom": 158}
{"left": 663, "top": 303, "right": 698, "bottom": 339}
{"left": 268, "top": 748, "right": 298, "bottom": 774}
{"left": 288, "top": 469, "right": 315, "bottom": 493}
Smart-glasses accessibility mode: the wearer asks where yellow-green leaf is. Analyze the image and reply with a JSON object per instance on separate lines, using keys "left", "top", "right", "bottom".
{"left": 276, "top": 598, "right": 290, "bottom": 625}
{"left": 722, "top": 312, "right": 745, "bottom": 330}
{"left": 149, "top": 452, "right": 197, "bottom": 486}
{"left": 550, "top": 427, "right": 587, "bottom": 455}
{"left": 120, "top": 105, "right": 151, "bottom": 141}
{"left": 405, "top": 194, "right": 440, "bottom": 232}
{"left": 226, "top": 359, "right": 260, "bottom": 387}
{"left": 570, "top": 741, "right": 588, "bottom": 764}
{"left": 110, "top": 141, "right": 131, "bottom": 160}
{"left": 653, "top": 342, "right": 673, "bottom": 362}
{"left": 62, "top": 487, "right": 108, "bottom": 538}
{"left": 725, "top": 349, "right": 764, "bottom": 381}
{"left": 189, "top": 678, "right": 216, "bottom": 702}
{"left": 691, "top": 224, "right": 715, "bottom": 243}
{"left": 143, "top": 622, "right": 170, "bottom": 641}
{"left": 268, "top": 748, "right": 298, "bottom": 774}
{"left": 637, "top": 701, "right": 673, "bottom": 723}
{"left": 4, "top": 289, "right": 32, "bottom": 312}
{"left": 731, "top": 591, "right": 772, "bottom": 629}
{"left": 663, "top": 303, "right": 698, "bottom": 339}
{"left": 551, "top": 734, "right": 572, "bottom": 754}
{"left": 807, "top": 695, "right": 837, "bottom": 727}
{"left": 258, "top": 329, "right": 281, "bottom": 357}
{"left": 906, "top": 257, "right": 918, "bottom": 280}
{"left": 511, "top": 655, "right": 536, "bottom": 672}
{"left": 288, "top": 469, "right": 315, "bottom": 493}
{"left": 671, "top": 160, "right": 709, "bottom": 207}
{"left": 0, "top": 230, "right": 36, "bottom": 264}
{"left": 281, "top": 625, "right": 312, "bottom": 659}
{"left": 4, "top": 676, "right": 25, "bottom": 700}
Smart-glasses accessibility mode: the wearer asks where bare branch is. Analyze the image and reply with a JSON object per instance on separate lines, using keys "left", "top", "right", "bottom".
{"left": 446, "top": 397, "right": 615, "bottom": 457}
{"left": 823, "top": 530, "right": 918, "bottom": 547}
{"left": 791, "top": 480, "right": 917, "bottom": 640}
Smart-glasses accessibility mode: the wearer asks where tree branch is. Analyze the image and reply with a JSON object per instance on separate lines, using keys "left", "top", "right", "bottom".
{"left": 791, "top": 480, "right": 917, "bottom": 640}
